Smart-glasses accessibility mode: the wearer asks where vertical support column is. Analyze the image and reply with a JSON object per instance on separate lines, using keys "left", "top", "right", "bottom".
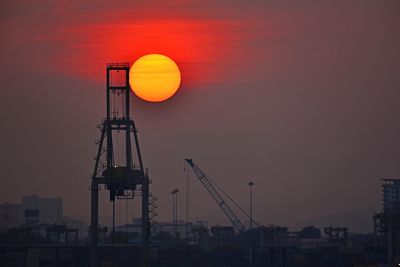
{"left": 125, "top": 68, "right": 130, "bottom": 121}
{"left": 125, "top": 68, "right": 133, "bottom": 177}
{"left": 90, "top": 179, "right": 99, "bottom": 267}
{"left": 249, "top": 182, "right": 254, "bottom": 267}
{"left": 270, "top": 247, "right": 274, "bottom": 267}
{"left": 106, "top": 68, "right": 113, "bottom": 171}
{"left": 141, "top": 176, "right": 150, "bottom": 267}
{"left": 106, "top": 67, "right": 110, "bottom": 121}
{"left": 112, "top": 200, "right": 115, "bottom": 244}
{"left": 130, "top": 119, "right": 149, "bottom": 267}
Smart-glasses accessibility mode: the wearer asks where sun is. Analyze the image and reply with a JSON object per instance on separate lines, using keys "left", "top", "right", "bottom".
{"left": 129, "top": 54, "right": 181, "bottom": 102}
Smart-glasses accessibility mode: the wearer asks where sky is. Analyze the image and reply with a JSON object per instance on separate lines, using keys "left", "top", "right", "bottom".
{"left": 0, "top": 0, "right": 399, "bottom": 233}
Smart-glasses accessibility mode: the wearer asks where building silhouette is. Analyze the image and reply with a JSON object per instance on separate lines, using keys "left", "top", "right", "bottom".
{"left": 0, "top": 195, "right": 62, "bottom": 231}
{"left": 382, "top": 178, "right": 400, "bottom": 213}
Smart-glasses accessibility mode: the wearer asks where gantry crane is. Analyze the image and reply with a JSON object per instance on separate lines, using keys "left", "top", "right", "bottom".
{"left": 184, "top": 159, "right": 247, "bottom": 233}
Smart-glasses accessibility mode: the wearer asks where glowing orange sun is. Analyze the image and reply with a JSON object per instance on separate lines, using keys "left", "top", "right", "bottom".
{"left": 129, "top": 54, "right": 181, "bottom": 102}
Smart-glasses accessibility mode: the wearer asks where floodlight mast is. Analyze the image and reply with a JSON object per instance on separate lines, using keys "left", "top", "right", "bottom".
{"left": 90, "top": 63, "right": 150, "bottom": 267}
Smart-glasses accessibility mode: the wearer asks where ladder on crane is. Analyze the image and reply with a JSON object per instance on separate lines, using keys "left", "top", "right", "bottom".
{"left": 184, "top": 159, "right": 247, "bottom": 233}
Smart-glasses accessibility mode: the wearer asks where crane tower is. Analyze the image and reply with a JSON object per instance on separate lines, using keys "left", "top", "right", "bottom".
{"left": 90, "top": 63, "right": 150, "bottom": 267}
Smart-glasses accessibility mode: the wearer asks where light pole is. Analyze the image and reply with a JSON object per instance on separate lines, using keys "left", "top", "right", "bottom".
{"left": 171, "top": 188, "right": 179, "bottom": 244}
{"left": 248, "top": 181, "right": 254, "bottom": 267}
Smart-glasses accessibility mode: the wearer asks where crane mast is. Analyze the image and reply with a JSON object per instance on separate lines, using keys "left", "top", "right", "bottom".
{"left": 185, "top": 159, "right": 246, "bottom": 233}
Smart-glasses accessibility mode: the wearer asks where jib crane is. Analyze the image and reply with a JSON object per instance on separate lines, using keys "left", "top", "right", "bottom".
{"left": 184, "top": 159, "right": 247, "bottom": 233}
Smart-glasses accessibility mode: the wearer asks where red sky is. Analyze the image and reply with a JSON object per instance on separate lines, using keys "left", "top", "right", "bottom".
{"left": 2, "top": 1, "right": 279, "bottom": 85}
{"left": 1, "top": 0, "right": 400, "bottom": 232}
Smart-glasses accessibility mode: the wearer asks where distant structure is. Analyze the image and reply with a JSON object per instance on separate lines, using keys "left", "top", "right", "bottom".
{"left": 374, "top": 178, "right": 400, "bottom": 265}
{"left": 382, "top": 178, "right": 400, "bottom": 213}
{"left": 323, "top": 226, "right": 348, "bottom": 244}
{"left": 46, "top": 223, "right": 79, "bottom": 244}
{"left": 114, "top": 218, "right": 196, "bottom": 243}
{"left": 211, "top": 225, "right": 235, "bottom": 246}
{"left": 0, "top": 195, "right": 62, "bottom": 231}
{"left": 0, "top": 202, "right": 22, "bottom": 230}
{"left": 22, "top": 195, "right": 62, "bottom": 226}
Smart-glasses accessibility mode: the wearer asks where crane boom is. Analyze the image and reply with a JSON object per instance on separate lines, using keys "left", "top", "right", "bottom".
{"left": 185, "top": 159, "right": 246, "bottom": 233}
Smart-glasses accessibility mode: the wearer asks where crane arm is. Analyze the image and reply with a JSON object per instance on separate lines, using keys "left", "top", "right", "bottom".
{"left": 185, "top": 159, "right": 246, "bottom": 233}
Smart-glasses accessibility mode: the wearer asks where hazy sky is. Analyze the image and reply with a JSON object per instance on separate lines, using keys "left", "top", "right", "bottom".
{"left": 1, "top": 0, "right": 399, "bottom": 232}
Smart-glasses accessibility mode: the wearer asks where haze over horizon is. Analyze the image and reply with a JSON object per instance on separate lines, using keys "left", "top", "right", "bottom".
{"left": 1, "top": 0, "right": 399, "bottom": 233}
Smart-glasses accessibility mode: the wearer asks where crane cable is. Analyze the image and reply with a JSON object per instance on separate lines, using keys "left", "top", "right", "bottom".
{"left": 185, "top": 161, "right": 259, "bottom": 228}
